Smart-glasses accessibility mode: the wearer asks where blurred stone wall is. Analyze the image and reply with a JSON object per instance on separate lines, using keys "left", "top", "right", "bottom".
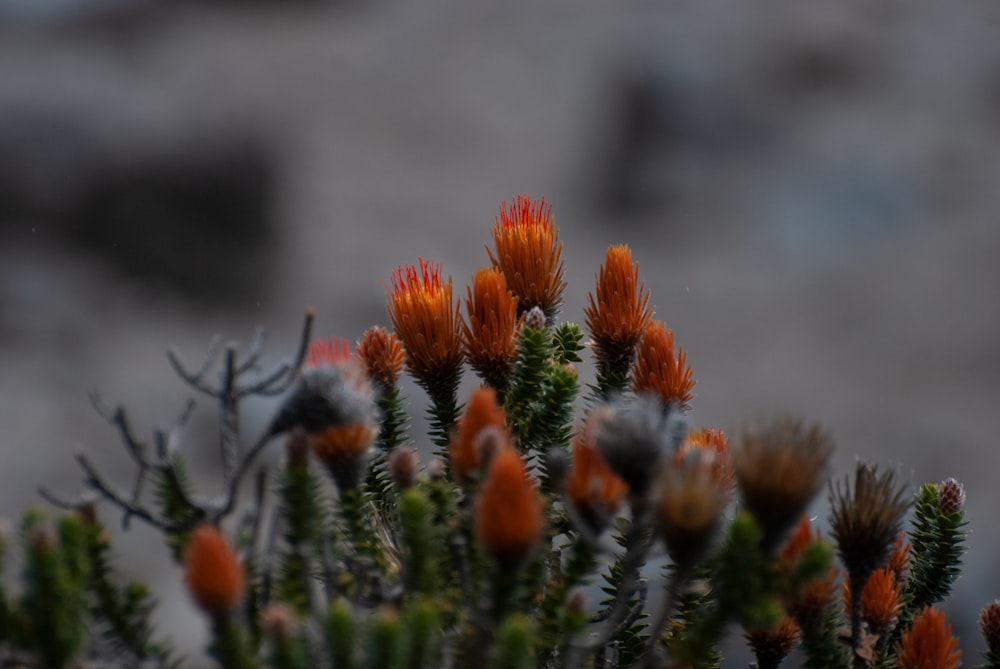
{"left": 1, "top": 0, "right": 999, "bottom": 664}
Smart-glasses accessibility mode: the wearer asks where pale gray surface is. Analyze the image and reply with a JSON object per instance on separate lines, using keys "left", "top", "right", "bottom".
{"left": 1, "top": 0, "right": 999, "bottom": 664}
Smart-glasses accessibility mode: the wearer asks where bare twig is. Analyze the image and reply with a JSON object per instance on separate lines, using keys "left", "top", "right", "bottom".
{"left": 74, "top": 452, "right": 171, "bottom": 531}
{"left": 236, "top": 327, "right": 267, "bottom": 375}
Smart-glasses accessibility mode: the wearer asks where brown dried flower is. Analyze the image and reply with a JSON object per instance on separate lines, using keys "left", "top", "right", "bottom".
{"left": 734, "top": 417, "right": 833, "bottom": 552}
{"left": 829, "top": 462, "right": 910, "bottom": 594}
{"left": 654, "top": 453, "right": 729, "bottom": 568}
{"left": 979, "top": 600, "right": 1000, "bottom": 656}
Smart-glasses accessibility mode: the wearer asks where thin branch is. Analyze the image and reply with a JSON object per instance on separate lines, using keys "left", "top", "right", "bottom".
{"left": 236, "top": 327, "right": 267, "bottom": 375}
{"left": 37, "top": 486, "right": 99, "bottom": 511}
{"left": 244, "top": 309, "right": 314, "bottom": 398}
{"left": 75, "top": 452, "right": 170, "bottom": 531}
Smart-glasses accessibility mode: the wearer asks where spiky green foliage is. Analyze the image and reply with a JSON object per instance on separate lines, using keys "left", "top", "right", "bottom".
{"left": 153, "top": 454, "right": 199, "bottom": 560}
{"left": 402, "top": 597, "right": 443, "bottom": 669}
{"left": 492, "top": 614, "right": 535, "bottom": 669}
{"left": 366, "top": 385, "right": 410, "bottom": 512}
{"left": 398, "top": 488, "right": 441, "bottom": 597}
{"left": 326, "top": 599, "right": 357, "bottom": 669}
{"left": 276, "top": 456, "right": 326, "bottom": 614}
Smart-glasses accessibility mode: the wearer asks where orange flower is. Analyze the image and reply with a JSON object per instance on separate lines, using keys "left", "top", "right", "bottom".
{"left": 486, "top": 195, "right": 565, "bottom": 321}
{"left": 676, "top": 427, "right": 732, "bottom": 488}
{"left": 462, "top": 267, "right": 520, "bottom": 390}
{"left": 306, "top": 336, "right": 353, "bottom": 368}
{"left": 311, "top": 423, "right": 378, "bottom": 490}
{"left": 654, "top": 453, "right": 730, "bottom": 567}
{"left": 475, "top": 448, "right": 544, "bottom": 568}
{"left": 859, "top": 567, "right": 901, "bottom": 634}
{"left": 183, "top": 524, "right": 245, "bottom": 619}
{"left": 631, "top": 320, "right": 695, "bottom": 410}
{"left": 585, "top": 245, "right": 653, "bottom": 379}
{"left": 386, "top": 258, "right": 464, "bottom": 396}
{"left": 449, "top": 387, "right": 509, "bottom": 485}
{"left": 565, "top": 422, "right": 628, "bottom": 533}
{"left": 896, "top": 606, "right": 961, "bottom": 669}
{"left": 356, "top": 326, "right": 405, "bottom": 392}
{"left": 887, "top": 530, "right": 911, "bottom": 585}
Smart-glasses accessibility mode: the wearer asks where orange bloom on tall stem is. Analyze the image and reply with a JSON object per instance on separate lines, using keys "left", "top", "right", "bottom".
{"left": 896, "top": 606, "right": 961, "bottom": 669}
{"left": 631, "top": 320, "right": 695, "bottom": 410}
{"left": 487, "top": 195, "right": 566, "bottom": 322}
{"left": 356, "top": 326, "right": 405, "bottom": 392}
{"left": 462, "top": 267, "right": 520, "bottom": 390}
{"left": 585, "top": 244, "right": 653, "bottom": 378}
{"left": 386, "top": 258, "right": 464, "bottom": 397}
{"left": 565, "top": 422, "right": 628, "bottom": 533}
{"left": 449, "top": 387, "right": 509, "bottom": 485}
{"left": 183, "top": 524, "right": 245, "bottom": 620}
{"left": 475, "top": 448, "right": 544, "bottom": 568}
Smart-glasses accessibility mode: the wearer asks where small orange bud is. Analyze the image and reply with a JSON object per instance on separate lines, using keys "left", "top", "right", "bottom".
{"left": 896, "top": 606, "right": 961, "bottom": 669}
{"left": 462, "top": 267, "right": 520, "bottom": 390}
{"left": 449, "top": 387, "right": 509, "bottom": 486}
{"left": 487, "top": 195, "right": 566, "bottom": 321}
{"left": 585, "top": 245, "right": 653, "bottom": 379}
{"left": 631, "top": 320, "right": 694, "bottom": 410}
{"left": 183, "top": 524, "right": 245, "bottom": 619}
{"left": 474, "top": 449, "right": 544, "bottom": 568}
{"left": 356, "top": 326, "right": 405, "bottom": 392}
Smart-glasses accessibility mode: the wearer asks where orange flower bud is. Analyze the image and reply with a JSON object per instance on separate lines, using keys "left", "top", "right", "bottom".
{"left": 356, "top": 326, "right": 405, "bottom": 392}
{"left": 676, "top": 427, "right": 732, "bottom": 489}
{"left": 487, "top": 195, "right": 565, "bottom": 321}
{"left": 462, "top": 267, "right": 520, "bottom": 390}
{"left": 475, "top": 448, "right": 544, "bottom": 568}
{"left": 859, "top": 567, "right": 901, "bottom": 635}
{"left": 585, "top": 245, "right": 653, "bottom": 379}
{"left": 183, "top": 524, "right": 245, "bottom": 619}
{"left": 311, "top": 423, "right": 378, "bottom": 491}
{"left": 631, "top": 320, "right": 694, "bottom": 410}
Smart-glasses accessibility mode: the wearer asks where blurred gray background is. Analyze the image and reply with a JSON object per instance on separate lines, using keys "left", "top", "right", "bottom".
{"left": 1, "top": 0, "right": 999, "bottom": 664}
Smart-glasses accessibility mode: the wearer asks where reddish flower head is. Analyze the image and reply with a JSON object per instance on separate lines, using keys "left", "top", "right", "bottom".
{"left": 462, "top": 267, "right": 520, "bottom": 390}
{"left": 306, "top": 336, "right": 353, "bottom": 369}
{"left": 631, "top": 320, "right": 695, "bottom": 410}
{"left": 487, "top": 195, "right": 566, "bottom": 321}
{"left": 386, "top": 258, "right": 464, "bottom": 396}
{"left": 183, "top": 524, "right": 245, "bottom": 619}
{"left": 475, "top": 448, "right": 544, "bottom": 568}
{"left": 585, "top": 245, "right": 653, "bottom": 378}
{"left": 896, "top": 606, "right": 961, "bottom": 669}
{"left": 356, "top": 326, "right": 405, "bottom": 392}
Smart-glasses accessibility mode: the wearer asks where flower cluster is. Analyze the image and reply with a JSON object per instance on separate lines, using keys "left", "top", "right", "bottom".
{"left": 16, "top": 195, "right": 982, "bottom": 669}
